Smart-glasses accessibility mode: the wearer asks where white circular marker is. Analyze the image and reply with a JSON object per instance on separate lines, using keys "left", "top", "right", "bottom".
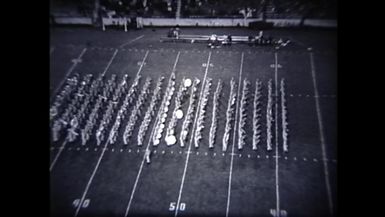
{"left": 160, "top": 123, "right": 165, "bottom": 129}
{"left": 184, "top": 79, "right": 192, "bottom": 87}
{"left": 161, "top": 117, "right": 166, "bottom": 123}
{"left": 154, "top": 139, "right": 160, "bottom": 145}
{"left": 166, "top": 135, "right": 176, "bottom": 145}
{"left": 156, "top": 133, "right": 162, "bottom": 139}
{"left": 164, "top": 107, "right": 169, "bottom": 113}
{"left": 175, "top": 109, "right": 184, "bottom": 119}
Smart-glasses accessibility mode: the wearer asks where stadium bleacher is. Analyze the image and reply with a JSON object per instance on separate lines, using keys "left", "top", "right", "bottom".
{"left": 50, "top": 0, "right": 337, "bottom": 21}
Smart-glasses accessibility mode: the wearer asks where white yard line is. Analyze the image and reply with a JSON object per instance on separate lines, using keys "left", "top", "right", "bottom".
{"left": 49, "top": 141, "right": 67, "bottom": 171}
{"left": 225, "top": 52, "right": 244, "bottom": 217}
{"left": 101, "top": 49, "right": 119, "bottom": 76}
{"left": 174, "top": 51, "right": 212, "bottom": 217}
{"left": 49, "top": 50, "right": 119, "bottom": 172}
{"left": 309, "top": 51, "right": 334, "bottom": 216}
{"left": 124, "top": 51, "right": 181, "bottom": 217}
{"left": 51, "top": 48, "right": 87, "bottom": 102}
{"left": 119, "top": 35, "right": 145, "bottom": 48}
{"left": 274, "top": 52, "right": 281, "bottom": 216}
{"left": 73, "top": 50, "right": 149, "bottom": 217}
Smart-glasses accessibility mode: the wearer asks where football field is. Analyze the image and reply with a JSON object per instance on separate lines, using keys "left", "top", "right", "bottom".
{"left": 50, "top": 27, "right": 337, "bottom": 217}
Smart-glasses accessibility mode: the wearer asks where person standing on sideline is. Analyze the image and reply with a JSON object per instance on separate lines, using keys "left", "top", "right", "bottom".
{"left": 136, "top": 16, "right": 143, "bottom": 29}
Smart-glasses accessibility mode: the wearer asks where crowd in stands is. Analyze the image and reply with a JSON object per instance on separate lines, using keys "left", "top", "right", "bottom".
{"left": 100, "top": 0, "right": 177, "bottom": 18}
{"left": 50, "top": 0, "right": 336, "bottom": 20}
{"left": 181, "top": 0, "right": 336, "bottom": 19}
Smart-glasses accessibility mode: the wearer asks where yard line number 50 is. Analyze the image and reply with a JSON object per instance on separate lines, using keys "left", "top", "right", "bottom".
{"left": 169, "top": 202, "right": 186, "bottom": 211}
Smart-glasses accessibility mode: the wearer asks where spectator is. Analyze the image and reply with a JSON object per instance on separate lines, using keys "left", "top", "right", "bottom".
{"left": 136, "top": 16, "right": 143, "bottom": 28}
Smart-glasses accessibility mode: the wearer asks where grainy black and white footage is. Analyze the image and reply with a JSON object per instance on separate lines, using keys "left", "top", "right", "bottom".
{"left": 50, "top": 0, "right": 337, "bottom": 216}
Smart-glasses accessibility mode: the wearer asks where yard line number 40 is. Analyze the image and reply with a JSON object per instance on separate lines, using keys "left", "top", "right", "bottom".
{"left": 73, "top": 199, "right": 90, "bottom": 208}
{"left": 169, "top": 202, "right": 186, "bottom": 211}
